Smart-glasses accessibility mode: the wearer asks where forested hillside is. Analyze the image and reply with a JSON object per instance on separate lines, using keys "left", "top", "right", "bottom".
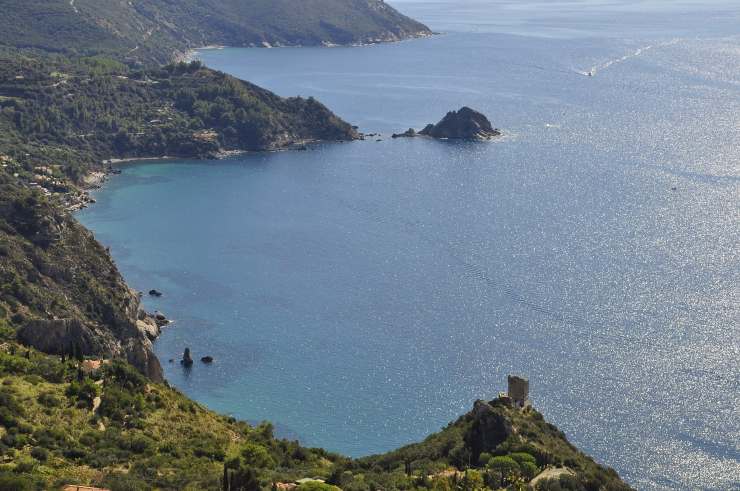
{"left": 0, "top": 51, "right": 357, "bottom": 183}
{"left": 0, "top": 0, "right": 431, "bottom": 64}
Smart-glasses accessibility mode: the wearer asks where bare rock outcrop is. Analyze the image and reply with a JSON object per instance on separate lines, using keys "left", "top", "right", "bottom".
{"left": 19, "top": 317, "right": 163, "bottom": 382}
{"left": 394, "top": 107, "right": 501, "bottom": 141}
{"left": 464, "top": 400, "right": 514, "bottom": 461}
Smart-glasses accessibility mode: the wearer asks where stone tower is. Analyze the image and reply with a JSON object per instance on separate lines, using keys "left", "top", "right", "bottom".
{"left": 507, "top": 374, "right": 530, "bottom": 408}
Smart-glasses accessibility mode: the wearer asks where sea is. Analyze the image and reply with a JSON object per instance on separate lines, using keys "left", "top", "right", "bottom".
{"left": 76, "top": 1, "right": 740, "bottom": 489}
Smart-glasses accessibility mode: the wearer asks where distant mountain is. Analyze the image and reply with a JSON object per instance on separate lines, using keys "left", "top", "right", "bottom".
{"left": 0, "top": 0, "right": 431, "bottom": 63}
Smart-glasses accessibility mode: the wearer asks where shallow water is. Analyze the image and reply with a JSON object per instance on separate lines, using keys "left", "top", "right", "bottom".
{"left": 78, "top": 1, "right": 740, "bottom": 489}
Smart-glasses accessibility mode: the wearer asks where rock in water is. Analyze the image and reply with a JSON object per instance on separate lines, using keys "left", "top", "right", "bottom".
{"left": 153, "top": 312, "right": 169, "bottom": 327}
{"left": 419, "top": 107, "right": 500, "bottom": 140}
{"left": 201, "top": 356, "right": 214, "bottom": 363}
{"left": 391, "top": 128, "right": 417, "bottom": 138}
{"left": 181, "top": 347, "right": 193, "bottom": 367}
{"left": 149, "top": 289, "right": 162, "bottom": 297}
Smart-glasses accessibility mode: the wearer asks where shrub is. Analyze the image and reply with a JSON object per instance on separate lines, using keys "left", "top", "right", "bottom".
{"left": 1, "top": 432, "right": 28, "bottom": 449}
{"left": 296, "top": 482, "right": 341, "bottom": 491}
{"left": 510, "top": 452, "right": 537, "bottom": 466}
{"left": 13, "top": 457, "right": 35, "bottom": 473}
{"left": 32, "top": 357, "right": 67, "bottom": 383}
{"left": 30, "top": 447, "right": 48, "bottom": 462}
{"left": 126, "top": 435, "right": 154, "bottom": 454}
{"left": 487, "top": 456, "right": 520, "bottom": 488}
{"left": 240, "top": 442, "right": 275, "bottom": 469}
{"left": 103, "top": 472, "right": 152, "bottom": 491}
{"left": 0, "top": 322, "right": 14, "bottom": 342}
{"left": 37, "top": 391, "right": 61, "bottom": 407}
{"left": 104, "top": 360, "right": 147, "bottom": 390}
{"left": 22, "top": 374, "right": 43, "bottom": 385}
{"left": 98, "top": 386, "right": 146, "bottom": 422}
{"left": 63, "top": 446, "right": 88, "bottom": 460}
{"left": 477, "top": 451, "right": 492, "bottom": 467}
{"left": 520, "top": 461, "right": 539, "bottom": 480}
{"left": 66, "top": 378, "right": 100, "bottom": 408}
{"left": 0, "top": 408, "right": 18, "bottom": 428}
{"left": 193, "top": 441, "right": 225, "bottom": 461}
{"left": 0, "top": 353, "right": 30, "bottom": 374}
{"left": 79, "top": 431, "right": 101, "bottom": 446}
{"left": 0, "top": 473, "right": 34, "bottom": 491}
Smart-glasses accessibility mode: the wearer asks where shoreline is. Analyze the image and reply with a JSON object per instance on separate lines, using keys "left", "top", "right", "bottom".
{"left": 69, "top": 139, "right": 329, "bottom": 210}
{"left": 177, "top": 30, "right": 435, "bottom": 63}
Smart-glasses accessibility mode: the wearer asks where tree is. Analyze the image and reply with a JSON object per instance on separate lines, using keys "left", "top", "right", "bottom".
{"left": 223, "top": 457, "right": 260, "bottom": 491}
{"left": 478, "top": 452, "right": 492, "bottom": 467}
{"left": 509, "top": 452, "right": 536, "bottom": 467}
{"left": 510, "top": 453, "right": 538, "bottom": 480}
{"left": 487, "top": 456, "right": 520, "bottom": 488}
{"left": 520, "top": 461, "right": 539, "bottom": 481}
{"left": 241, "top": 442, "right": 275, "bottom": 469}
{"left": 0, "top": 473, "right": 34, "bottom": 491}
{"left": 458, "top": 469, "right": 485, "bottom": 491}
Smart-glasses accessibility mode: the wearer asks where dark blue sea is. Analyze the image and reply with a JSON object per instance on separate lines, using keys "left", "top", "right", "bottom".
{"left": 77, "top": 1, "right": 740, "bottom": 489}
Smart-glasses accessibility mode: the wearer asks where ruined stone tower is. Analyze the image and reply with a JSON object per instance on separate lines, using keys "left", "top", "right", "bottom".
{"left": 507, "top": 374, "right": 530, "bottom": 408}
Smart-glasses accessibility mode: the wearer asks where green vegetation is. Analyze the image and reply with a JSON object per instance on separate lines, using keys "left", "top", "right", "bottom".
{"left": 0, "top": 51, "right": 357, "bottom": 184}
{"left": 0, "top": 3, "right": 631, "bottom": 490}
{"left": 0, "top": 170, "right": 164, "bottom": 379}
{"left": 0, "top": 0, "right": 430, "bottom": 64}
{"left": 0, "top": 336, "right": 632, "bottom": 490}
{"left": 0, "top": 344, "right": 344, "bottom": 490}
{"left": 0, "top": 110, "right": 631, "bottom": 490}
{"left": 324, "top": 399, "right": 631, "bottom": 491}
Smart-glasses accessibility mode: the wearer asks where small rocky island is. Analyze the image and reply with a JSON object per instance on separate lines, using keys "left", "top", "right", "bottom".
{"left": 393, "top": 106, "right": 501, "bottom": 140}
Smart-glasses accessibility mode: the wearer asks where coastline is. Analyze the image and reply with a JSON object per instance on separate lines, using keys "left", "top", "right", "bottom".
{"left": 70, "top": 143, "right": 302, "bottom": 210}
{"left": 176, "top": 30, "right": 435, "bottom": 63}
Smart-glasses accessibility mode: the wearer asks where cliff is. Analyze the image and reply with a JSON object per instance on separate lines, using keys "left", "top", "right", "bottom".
{"left": 0, "top": 174, "right": 163, "bottom": 380}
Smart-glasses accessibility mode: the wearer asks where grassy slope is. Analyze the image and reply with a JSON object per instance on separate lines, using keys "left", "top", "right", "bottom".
{"left": 0, "top": 338, "right": 341, "bottom": 490}
{"left": 0, "top": 333, "right": 632, "bottom": 490}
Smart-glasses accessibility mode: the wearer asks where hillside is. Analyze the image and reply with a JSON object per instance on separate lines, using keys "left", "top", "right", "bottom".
{"left": 354, "top": 399, "right": 631, "bottom": 491}
{"left": 0, "top": 51, "right": 358, "bottom": 184}
{"left": 0, "top": 3, "right": 632, "bottom": 489}
{"left": 0, "top": 331, "right": 631, "bottom": 490}
{"left": 0, "top": 172, "right": 163, "bottom": 381}
{"left": 0, "top": 0, "right": 431, "bottom": 64}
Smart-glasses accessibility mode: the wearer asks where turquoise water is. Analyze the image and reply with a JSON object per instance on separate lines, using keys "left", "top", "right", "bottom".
{"left": 77, "top": 1, "right": 740, "bottom": 489}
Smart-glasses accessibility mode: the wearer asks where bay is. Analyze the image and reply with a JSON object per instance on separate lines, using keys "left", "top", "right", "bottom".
{"left": 78, "top": 1, "right": 740, "bottom": 488}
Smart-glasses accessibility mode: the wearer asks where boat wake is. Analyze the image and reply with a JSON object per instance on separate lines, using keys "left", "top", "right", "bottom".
{"left": 575, "top": 39, "right": 680, "bottom": 77}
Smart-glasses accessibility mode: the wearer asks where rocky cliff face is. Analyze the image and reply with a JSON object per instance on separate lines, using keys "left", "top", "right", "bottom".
{"left": 0, "top": 175, "right": 163, "bottom": 380}
{"left": 419, "top": 107, "right": 501, "bottom": 140}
